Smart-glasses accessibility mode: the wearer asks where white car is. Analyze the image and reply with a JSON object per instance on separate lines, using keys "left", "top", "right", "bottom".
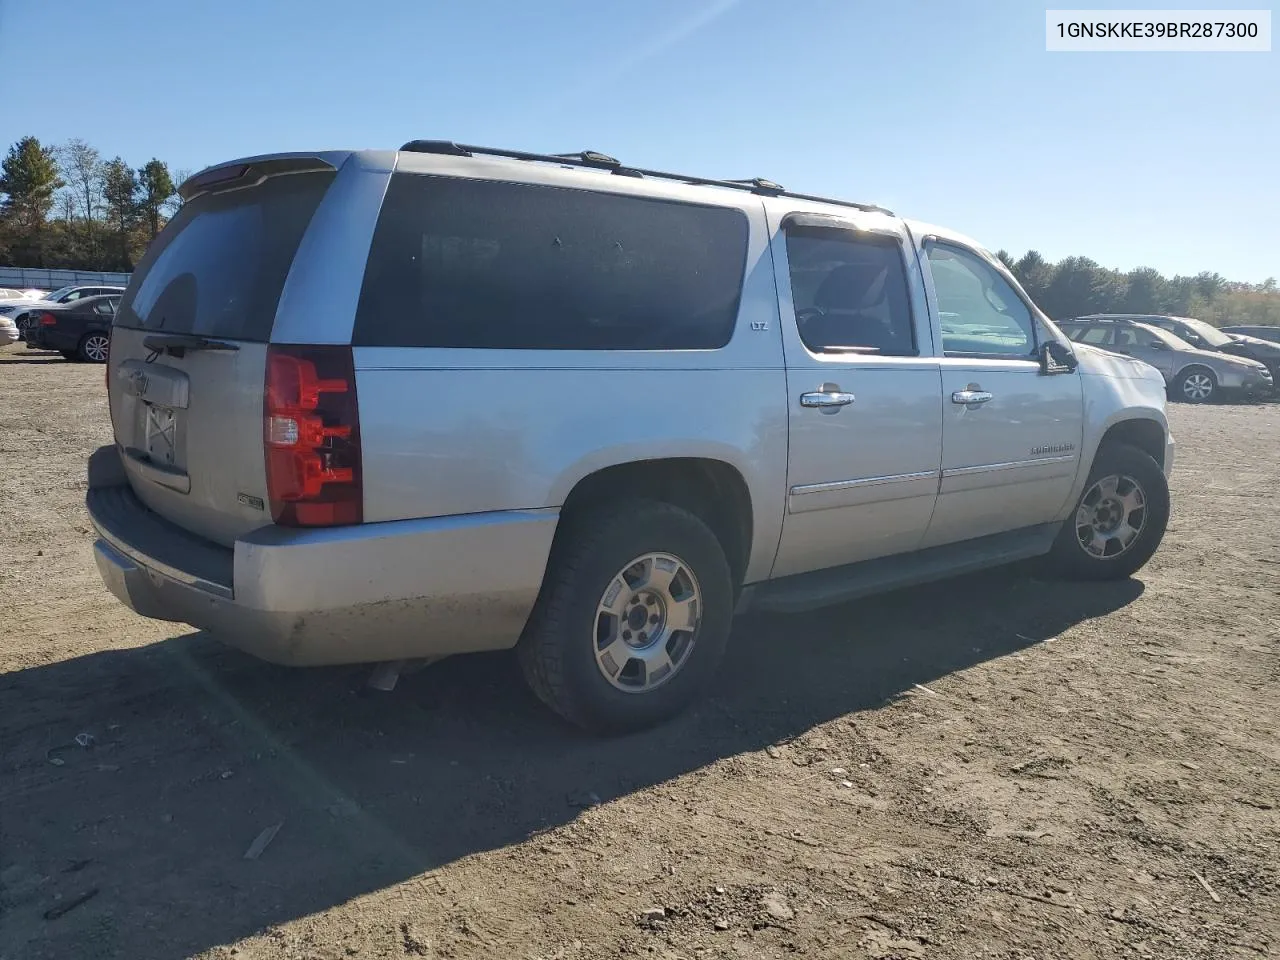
{"left": 0, "top": 316, "right": 18, "bottom": 346}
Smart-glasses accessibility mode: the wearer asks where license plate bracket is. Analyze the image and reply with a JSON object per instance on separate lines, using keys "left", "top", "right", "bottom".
{"left": 145, "top": 403, "right": 177, "bottom": 466}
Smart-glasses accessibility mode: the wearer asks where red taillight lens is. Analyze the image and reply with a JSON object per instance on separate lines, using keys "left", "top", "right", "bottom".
{"left": 264, "top": 345, "right": 362, "bottom": 526}
{"left": 39, "top": 313, "right": 57, "bottom": 326}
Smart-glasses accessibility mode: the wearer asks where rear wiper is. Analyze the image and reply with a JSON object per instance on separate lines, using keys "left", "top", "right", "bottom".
{"left": 142, "top": 333, "right": 241, "bottom": 360}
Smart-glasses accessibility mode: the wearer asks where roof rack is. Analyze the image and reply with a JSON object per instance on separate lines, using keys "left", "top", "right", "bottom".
{"left": 398, "top": 140, "right": 892, "bottom": 215}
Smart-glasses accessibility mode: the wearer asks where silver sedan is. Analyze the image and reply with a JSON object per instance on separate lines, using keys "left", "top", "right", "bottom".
{"left": 1060, "top": 318, "right": 1272, "bottom": 403}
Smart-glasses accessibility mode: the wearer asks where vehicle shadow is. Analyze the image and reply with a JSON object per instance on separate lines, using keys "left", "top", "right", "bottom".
{"left": 0, "top": 567, "right": 1143, "bottom": 959}
{"left": 0, "top": 351, "right": 65, "bottom": 365}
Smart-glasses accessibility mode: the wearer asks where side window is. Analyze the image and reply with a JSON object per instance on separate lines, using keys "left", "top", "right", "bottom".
{"left": 783, "top": 230, "right": 916, "bottom": 356}
{"left": 1113, "top": 326, "right": 1142, "bottom": 348}
{"left": 353, "top": 175, "right": 750, "bottom": 350}
{"left": 926, "top": 242, "right": 1037, "bottom": 358}
{"left": 62, "top": 290, "right": 84, "bottom": 302}
{"left": 92, "top": 299, "right": 117, "bottom": 316}
{"left": 1076, "top": 325, "right": 1114, "bottom": 345}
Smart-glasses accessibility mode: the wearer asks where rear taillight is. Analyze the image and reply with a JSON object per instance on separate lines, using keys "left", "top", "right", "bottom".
{"left": 39, "top": 313, "right": 57, "bottom": 326}
{"left": 264, "top": 345, "right": 362, "bottom": 527}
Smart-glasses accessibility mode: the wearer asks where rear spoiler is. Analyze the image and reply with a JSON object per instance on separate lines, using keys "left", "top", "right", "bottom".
{"left": 178, "top": 153, "right": 345, "bottom": 202}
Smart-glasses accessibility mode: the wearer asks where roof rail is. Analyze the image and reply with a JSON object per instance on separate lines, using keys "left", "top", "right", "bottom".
{"left": 398, "top": 140, "right": 892, "bottom": 215}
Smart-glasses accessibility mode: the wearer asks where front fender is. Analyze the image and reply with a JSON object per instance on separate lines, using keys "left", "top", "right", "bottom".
{"left": 1055, "top": 353, "right": 1170, "bottom": 522}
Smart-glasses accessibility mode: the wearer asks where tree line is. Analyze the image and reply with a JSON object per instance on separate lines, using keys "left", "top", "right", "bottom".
{"left": 994, "top": 249, "right": 1278, "bottom": 327}
{"left": 0, "top": 134, "right": 1276, "bottom": 326}
{"left": 0, "top": 136, "right": 189, "bottom": 272}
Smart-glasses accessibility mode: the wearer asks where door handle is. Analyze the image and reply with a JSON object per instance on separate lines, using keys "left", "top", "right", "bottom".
{"left": 951, "top": 389, "right": 993, "bottom": 406}
{"left": 800, "top": 390, "right": 855, "bottom": 409}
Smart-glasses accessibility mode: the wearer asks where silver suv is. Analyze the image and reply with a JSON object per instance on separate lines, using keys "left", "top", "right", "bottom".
{"left": 87, "top": 143, "right": 1174, "bottom": 731}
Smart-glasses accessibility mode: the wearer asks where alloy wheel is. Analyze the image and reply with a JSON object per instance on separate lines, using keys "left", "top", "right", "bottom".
{"left": 1075, "top": 474, "right": 1147, "bottom": 559}
{"left": 593, "top": 552, "right": 701, "bottom": 693}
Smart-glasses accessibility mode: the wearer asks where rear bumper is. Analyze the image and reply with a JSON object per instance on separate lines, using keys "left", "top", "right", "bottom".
{"left": 87, "top": 447, "right": 557, "bottom": 665}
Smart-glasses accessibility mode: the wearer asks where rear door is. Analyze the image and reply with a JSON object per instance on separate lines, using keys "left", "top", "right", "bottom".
{"left": 768, "top": 210, "right": 943, "bottom": 577}
{"left": 108, "top": 161, "right": 340, "bottom": 545}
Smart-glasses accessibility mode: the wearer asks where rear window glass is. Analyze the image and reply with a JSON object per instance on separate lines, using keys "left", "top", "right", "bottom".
{"left": 116, "top": 171, "right": 335, "bottom": 342}
{"left": 352, "top": 174, "right": 749, "bottom": 350}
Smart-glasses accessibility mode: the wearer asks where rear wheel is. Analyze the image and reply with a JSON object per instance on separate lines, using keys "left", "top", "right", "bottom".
{"left": 518, "top": 499, "right": 734, "bottom": 733}
{"left": 1047, "top": 443, "right": 1169, "bottom": 581}
{"left": 78, "top": 333, "right": 110, "bottom": 363}
{"left": 1174, "top": 366, "right": 1216, "bottom": 403}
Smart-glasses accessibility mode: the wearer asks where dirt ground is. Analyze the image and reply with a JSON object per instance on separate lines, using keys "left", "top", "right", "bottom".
{"left": 1, "top": 343, "right": 1277, "bottom": 960}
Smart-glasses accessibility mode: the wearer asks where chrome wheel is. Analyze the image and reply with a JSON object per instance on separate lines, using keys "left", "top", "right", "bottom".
{"left": 1181, "top": 371, "right": 1214, "bottom": 402}
{"left": 1075, "top": 474, "right": 1147, "bottom": 559}
{"left": 82, "top": 334, "right": 109, "bottom": 362}
{"left": 594, "top": 552, "right": 701, "bottom": 693}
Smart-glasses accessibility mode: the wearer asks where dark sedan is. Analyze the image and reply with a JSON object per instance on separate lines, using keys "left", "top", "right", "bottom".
{"left": 24, "top": 295, "right": 118, "bottom": 362}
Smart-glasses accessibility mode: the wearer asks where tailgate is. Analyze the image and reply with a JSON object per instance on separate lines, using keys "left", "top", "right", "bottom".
{"left": 108, "top": 163, "right": 337, "bottom": 546}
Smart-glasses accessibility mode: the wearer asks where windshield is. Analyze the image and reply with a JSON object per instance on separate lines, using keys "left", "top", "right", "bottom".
{"left": 1135, "top": 322, "right": 1196, "bottom": 351}
{"left": 1175, "top": 317, "right": 1232, "bottom": 347}
{"left": 42, "top": 285, "right": 77, "bottom": 301}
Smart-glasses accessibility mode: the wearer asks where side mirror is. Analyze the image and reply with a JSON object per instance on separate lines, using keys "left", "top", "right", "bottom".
{"left": 1040, "top": 339, "right": 1078, "bottom": 374}
{"left": 1147, "top": 340, "right": 1167, "bottom": 350}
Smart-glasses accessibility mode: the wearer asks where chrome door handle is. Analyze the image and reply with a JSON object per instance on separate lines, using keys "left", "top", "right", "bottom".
{"left": 800, "top": 390, "right": 855, "bottom": 408}
{"left": 951, "top": 389, "right": 993, "bottom": 406}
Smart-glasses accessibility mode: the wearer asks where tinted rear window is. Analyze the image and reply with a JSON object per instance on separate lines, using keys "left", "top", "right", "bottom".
{"left": 353, "top": 174, "right": 749, "bottom": 350}
{"left": 116, "top": 171, "right": 335, "bottom": 341}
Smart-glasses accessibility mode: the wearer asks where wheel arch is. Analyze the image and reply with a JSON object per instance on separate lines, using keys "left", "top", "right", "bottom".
{"left": 1098, "top": 417, "right": 1167, "bottom": 470}
{"left": 557, "top": 457, "right": 755, "bottom": 588}
{"left": 1173, "top": 361, "right": 1218, "bottom": 384}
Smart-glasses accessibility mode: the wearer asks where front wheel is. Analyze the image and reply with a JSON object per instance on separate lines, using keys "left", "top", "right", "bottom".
{"left": 518, "top": 499, "right": 734, "bottom": 733}
{"left": 1047, "top": 443, "right": 1169, "bottom": 581}
{"left": 1174, "top": 367, "right": 1216, "bottom": 403}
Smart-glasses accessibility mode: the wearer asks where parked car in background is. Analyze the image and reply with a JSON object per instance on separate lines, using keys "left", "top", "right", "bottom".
{"left": 39, "top": 283, "right": 127, "bottom": 304}
{"left": 24, "top": 295, "right": 118, "bottom": 361}
{"left": 1222, "top": 324, "right": 1280, "bottom": 345}
{"left": 0, "top": 288, "right": 30, "bottom": 300}
{"left": 85, "top": 143, "right": 1174, "bottom": 732}
{"left": 1059, "top": 316, "right": 1272, "bottom": 403}
{"left": 5, "top": 284, "right": 127, "bottom": 340}
{"left": 1074, "top": 313, "right": 1280, "bottom": 388}
{"left": 0, "top": 316, "right": 17, "bottom": 346}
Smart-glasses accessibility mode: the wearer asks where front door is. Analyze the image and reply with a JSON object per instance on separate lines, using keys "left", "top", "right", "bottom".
{"left": 918, "top": 238, "right": 1084, "bottom": 548}
{"left": 769, "top": 211, "right": 943, "bottom": 578}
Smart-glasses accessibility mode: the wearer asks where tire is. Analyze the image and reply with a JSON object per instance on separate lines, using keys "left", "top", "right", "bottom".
{"left": 77, "top": 332, "right": 110, "bottom": 363}
{"left": 1047, "top": 443, "right": 1169, "bottom": 581}
{"left": 518, "top": 499, "right": 735, "bottom": 733}
{"left": 1173, "top": 366, "right": 1216, "bottom": 404}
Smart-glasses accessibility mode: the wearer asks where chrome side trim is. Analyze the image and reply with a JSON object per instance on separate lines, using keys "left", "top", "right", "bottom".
{"left": 791, "top": 470, "right": 941, "bottom": 497}
{"left": 942, "top": 454, "right": 1076, "bottom": 479}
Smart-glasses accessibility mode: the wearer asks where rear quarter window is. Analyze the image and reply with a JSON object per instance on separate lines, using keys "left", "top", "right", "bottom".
{"left": 353, "top": 174, "right": 750, "bottom": 350}
{"left": 116, "top": 171, "right": 335, "bottom": 342}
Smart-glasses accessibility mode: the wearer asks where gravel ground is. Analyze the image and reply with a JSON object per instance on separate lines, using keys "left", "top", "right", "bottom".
{"left": 1, "top": 344, "right": 1277, "bottom": 960}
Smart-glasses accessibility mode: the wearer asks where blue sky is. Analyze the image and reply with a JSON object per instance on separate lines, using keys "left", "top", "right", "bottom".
{"left": 1, "top": 0, "right": 1276, "bottom": 281}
